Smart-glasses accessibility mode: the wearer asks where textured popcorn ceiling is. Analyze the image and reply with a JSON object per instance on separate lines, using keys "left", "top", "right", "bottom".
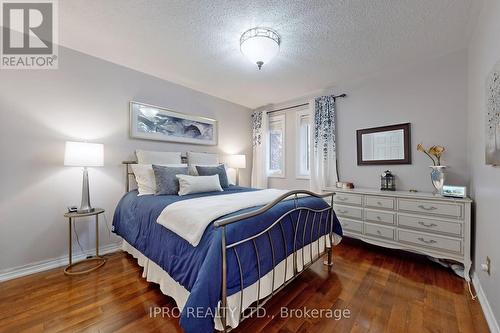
{"left": 59, "top": 0, "right": 477, "bottom": 108}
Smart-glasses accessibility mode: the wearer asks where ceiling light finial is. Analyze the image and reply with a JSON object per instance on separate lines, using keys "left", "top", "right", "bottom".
{"left": 240, "top": 27, "right": 280, "bottom": 70}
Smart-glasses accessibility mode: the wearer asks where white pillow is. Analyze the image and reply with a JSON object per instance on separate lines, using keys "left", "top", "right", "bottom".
{"left": 132, "top": 163, "right": 187, "bottom": 195}
{"left": 136, "top": 150, "right": 182, "bottom": 164}
{"left": 188, "top": 164, "right": 235, "bottom": 185}
{"left": 187, "top": 152, "right": 219, "bottom": 165}
{"left": 177, "top": 174, "right": 223, "bottom": 196}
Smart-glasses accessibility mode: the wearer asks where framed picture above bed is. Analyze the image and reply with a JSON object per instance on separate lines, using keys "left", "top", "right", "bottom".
{"left": 130, "top": 101, "right": 218, "bottom": 145}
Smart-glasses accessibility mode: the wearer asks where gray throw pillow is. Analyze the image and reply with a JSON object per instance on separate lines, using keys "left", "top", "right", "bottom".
{"left": 196, "top": 165, "right": 229, "bottom": 188}
{"left": 152, "top": 165, "right": 189, "bottom": 195}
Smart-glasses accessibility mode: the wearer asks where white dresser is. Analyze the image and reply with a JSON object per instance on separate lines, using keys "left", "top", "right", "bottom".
{"left": 327, "top": 188, "right": 472, "bottom": 281}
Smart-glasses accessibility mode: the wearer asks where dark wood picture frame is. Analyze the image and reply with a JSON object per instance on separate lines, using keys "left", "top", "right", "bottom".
{"left": 356, "top": 123, "right": 411, "bottom": 165}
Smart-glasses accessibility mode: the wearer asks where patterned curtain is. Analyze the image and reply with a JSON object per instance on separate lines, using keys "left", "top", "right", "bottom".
{"left": 251, "top": 110, "right": 269, "bottom": 188}
{"left": 310, "top": 95, "right": 339, "bottom": 192}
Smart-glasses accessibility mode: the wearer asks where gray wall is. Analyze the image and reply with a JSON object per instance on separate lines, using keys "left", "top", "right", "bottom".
{"left": 467, "top": 0, "right": 500, "bottom": 325}
{"left": 268, "top": 50, "right": 469, "bottom": 193}
{"left": 0, "top": 46, "right": 252, "bottom": 272}
{"left": 337, "top": 50, "right": 468, "bottom": 192}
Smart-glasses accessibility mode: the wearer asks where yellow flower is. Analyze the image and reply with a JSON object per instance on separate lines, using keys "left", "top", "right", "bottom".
{"left": 417, "top": 143, "right": 445, "bottom": 166}
{"left": 433, "top": 146, "right": 445, "bottom": 157}
{"left": 429, "top": 146, "right": 445, "bottom": 157}
{"left": 426, "top": 145, "right": 445, "bottom": 165}
{"left": 428, "top": 145, "right": 438, "bottom": 156}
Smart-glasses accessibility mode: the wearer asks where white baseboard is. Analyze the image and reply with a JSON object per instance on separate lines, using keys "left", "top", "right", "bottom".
{"left": 0, "top": 242, "right": 122, "bottom": 282}
{"left": 472, "top": 272, "right": 500, "bottom": 333}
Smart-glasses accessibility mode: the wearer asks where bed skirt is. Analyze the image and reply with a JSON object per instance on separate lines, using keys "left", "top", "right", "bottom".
{"left": 122, "top": 233, "right": 341, "bottom": 330}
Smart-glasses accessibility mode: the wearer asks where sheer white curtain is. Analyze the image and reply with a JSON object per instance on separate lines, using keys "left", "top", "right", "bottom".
{"left": 310, "top": 96, "right": 339, "bottom": 192}
{"left": 251, "top": 110, "right": 269, "bottom": 188}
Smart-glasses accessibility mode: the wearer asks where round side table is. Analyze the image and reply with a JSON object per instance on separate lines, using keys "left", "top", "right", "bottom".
{"left": 64, "top": 208, "right": 106, "bottom": 275}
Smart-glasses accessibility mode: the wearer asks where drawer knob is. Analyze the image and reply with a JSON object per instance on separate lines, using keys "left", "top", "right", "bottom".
{"left": 376, "top": 230, "right": 382, "bottom": 235}
{"left": 339, "top": 210, "right": 348, "bottom": 214}
{"left": 418, "top": 205, "right": 437, "bottom": 211}
{"left": 418, "top": 221, "right": 437, "bottom": 228}
{"left": 338, "top": 197, "right": 348, "bottom": 201}
{"left": 417, "top": 237, "right": 437, "bottom": 244}
{"left": 377, "top": 201, "right": 383, "bottom": 205}
{"left": 376, "top": 216, "right": 382, "bottom": 220}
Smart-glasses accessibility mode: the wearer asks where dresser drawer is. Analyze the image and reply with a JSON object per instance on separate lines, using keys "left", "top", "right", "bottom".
{"left": 334, "top": 205, "right": 363, "bottom": 220}
{"left": 365, "top": 209, "right": 396, "bottom": 225}
{"left": 398, "top": 214, "right": 462, "bottom": 237}
{"left": 365, "top": 196, "right": 395, "bottom": 210}
{"left": 398, "top": 198, "right": 463, "bottom": 219}
{"left": 333, "top": 193, "right": 363, "bottom": 206}
{"left": 364, "top": 223, "right": 395, "bottom": 240}
{"left": 338, "top": 218, "right": 363, "bottom": 234}
{"left": 398, "top": 230, "right": 462, "bottom": 254}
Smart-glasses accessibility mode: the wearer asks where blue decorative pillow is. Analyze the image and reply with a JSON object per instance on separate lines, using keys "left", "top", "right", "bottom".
{"left": 152, "top": 165, "right": 189, "bottom": 195}
{"left": 196, "top": 165, "right": 229, "bottom": 189}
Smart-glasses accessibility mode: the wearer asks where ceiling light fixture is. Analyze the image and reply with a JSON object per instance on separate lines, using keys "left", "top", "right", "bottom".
{"left": 240, "top": 27, "right": 281, "bottom": 70}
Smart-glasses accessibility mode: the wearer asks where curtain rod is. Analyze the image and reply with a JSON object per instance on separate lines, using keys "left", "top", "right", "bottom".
{"left": 266, "top": 93, "right": 347, "bottom": 114}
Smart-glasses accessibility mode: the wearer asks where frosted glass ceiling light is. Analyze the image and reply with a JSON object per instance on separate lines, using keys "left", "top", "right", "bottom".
{"left": 240, "top": 27, "right": 280, "bottom": 70}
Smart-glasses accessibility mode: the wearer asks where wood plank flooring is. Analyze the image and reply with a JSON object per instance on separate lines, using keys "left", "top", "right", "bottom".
{"left": 0, "top": 238, "right": 489, "bottom": 333}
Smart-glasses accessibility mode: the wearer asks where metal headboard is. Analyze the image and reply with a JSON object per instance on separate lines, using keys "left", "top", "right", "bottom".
{"left": 122, "top": 161, "right": 137, "bottom": 192}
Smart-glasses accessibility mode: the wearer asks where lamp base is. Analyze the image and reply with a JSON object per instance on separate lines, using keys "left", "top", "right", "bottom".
{"left": 78, "top": 167, "right": 94, "bottom": 214}
{"left": 77, "top": 207, "right": 95, "bottom": 214}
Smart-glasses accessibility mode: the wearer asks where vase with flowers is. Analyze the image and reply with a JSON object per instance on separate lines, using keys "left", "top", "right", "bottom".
{"left": 417, "top": 143, "right": 446, "bottom": 194}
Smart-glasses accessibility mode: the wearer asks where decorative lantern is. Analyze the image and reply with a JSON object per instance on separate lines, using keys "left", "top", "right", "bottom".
{"left": 380, "top": 170, "right": 396, "bottom": 191}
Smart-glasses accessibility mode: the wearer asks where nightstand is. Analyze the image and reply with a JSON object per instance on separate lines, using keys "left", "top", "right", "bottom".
{"left": 64, "top": 208, "right": 106, "bottom": 275}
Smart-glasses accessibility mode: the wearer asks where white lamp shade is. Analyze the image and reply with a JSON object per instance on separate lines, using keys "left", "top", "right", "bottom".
{"left": 64, "top": 141, "right": 104, "bottom": 167}
{"left": 226, "top": 154, "right": 246, "bottom": 169}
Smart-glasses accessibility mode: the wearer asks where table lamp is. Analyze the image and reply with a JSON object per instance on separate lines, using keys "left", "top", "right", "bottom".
{"left": 226, "top": 154, "right": 246, "bottom": 185}
{"left": 64, "top": 141, "right": 104, "bottom": 213}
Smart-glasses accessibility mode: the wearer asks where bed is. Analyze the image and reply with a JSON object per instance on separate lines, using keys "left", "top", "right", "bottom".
{"left": 113, "top": 161, "right": 343, "bottom": 333}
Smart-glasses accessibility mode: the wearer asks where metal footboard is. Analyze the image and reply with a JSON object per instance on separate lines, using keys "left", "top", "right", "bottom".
{"left": 214, "top": 190, "right": 335, "bottom": 332}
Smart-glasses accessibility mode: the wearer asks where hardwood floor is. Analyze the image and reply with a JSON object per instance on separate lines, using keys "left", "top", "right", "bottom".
{"left": 0, "top": 238, "right": 489, "bottom": 333}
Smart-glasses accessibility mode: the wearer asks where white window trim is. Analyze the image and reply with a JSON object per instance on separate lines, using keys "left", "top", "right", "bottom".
{"left": 296, "top": 109, "right": 311, "bottom": 179}
{"left": 268, "top": 113, "right": 286, "bottom": 178}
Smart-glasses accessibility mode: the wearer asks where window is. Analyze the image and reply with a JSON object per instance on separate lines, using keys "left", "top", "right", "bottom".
{"left": 268, "top": 114, "right": 285, "bottom": 177}
{"left": 296, "top": 110, "right": 311, "bottom": 178}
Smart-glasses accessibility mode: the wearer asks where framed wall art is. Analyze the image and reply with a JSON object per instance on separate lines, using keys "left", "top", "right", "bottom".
{"left": 130, "top": 101, "right": 217, "bottom": 146}
{"left": 486, "top": 61, "right": 500, "bottom": 165}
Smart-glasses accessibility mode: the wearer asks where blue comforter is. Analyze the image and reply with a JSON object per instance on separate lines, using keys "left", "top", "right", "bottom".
{"left": 113, "top": 186, "right": 342, "bottom": 332}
